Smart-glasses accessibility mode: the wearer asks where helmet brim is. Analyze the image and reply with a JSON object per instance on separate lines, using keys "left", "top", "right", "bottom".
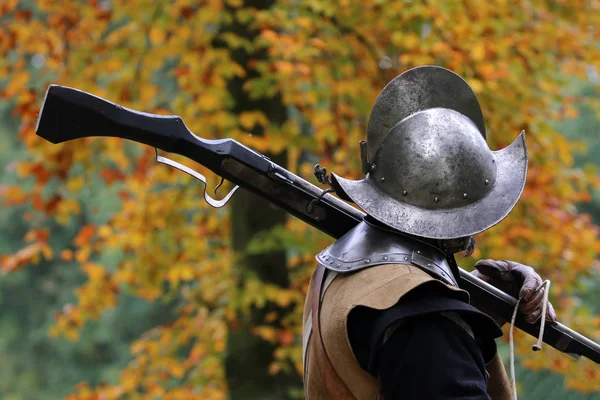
{"left": 333, "top": 132, "right": 528, "bottom": 239}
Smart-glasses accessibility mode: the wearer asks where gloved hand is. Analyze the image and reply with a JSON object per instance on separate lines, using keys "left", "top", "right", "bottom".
{"left": 472, "top": 259, "right": 557, "bottom": 325}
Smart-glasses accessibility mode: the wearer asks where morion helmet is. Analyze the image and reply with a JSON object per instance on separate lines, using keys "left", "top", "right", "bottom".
{"left": 331, "top": 66, "right": 528, "bottom": 239}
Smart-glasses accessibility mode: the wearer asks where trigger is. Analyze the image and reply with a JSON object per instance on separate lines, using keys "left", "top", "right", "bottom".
{"left": 215, "top": 176, "right": 225, "bottom": 195}
{"left": 154, "top": 148, "right": 239, "bottom": 208}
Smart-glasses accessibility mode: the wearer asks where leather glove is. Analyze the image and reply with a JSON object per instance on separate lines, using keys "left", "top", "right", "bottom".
{"left": 472, "top": 259, "right": 557, "bottom": 325}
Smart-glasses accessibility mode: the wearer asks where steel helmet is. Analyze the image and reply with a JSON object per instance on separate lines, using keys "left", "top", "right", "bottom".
{"left": 332, "top": 66, "right": 528, "bottom": 239}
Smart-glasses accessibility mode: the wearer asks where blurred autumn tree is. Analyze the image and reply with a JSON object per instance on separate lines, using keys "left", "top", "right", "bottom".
{"left": 0, "top": 0, "right": 599, "bottom": 399}
{"left": 0, "top": 101, "right": 181, "bottom": 399}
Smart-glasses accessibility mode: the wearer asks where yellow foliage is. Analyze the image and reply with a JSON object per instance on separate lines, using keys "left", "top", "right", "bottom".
{"left": 4, "top": 71, "right": 29, "bottom": 97}
{"left": 149, "top": 27, "right": 166, "bottom": 45}
{"left": 82, "top": 262, "right": 106, "bottom": 281}
{"left": 238, "top": 111, "right": 269, "bottom": 130}
{"left": 1, "top": 0, "right": 600, "bottom": 397}
{"left": 66, "top": 176, "right": 85, "bottom": 192}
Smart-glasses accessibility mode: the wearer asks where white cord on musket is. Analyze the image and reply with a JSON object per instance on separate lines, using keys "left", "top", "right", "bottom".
{"left": 509, "top": 279, "right": 551, "bottom": 400}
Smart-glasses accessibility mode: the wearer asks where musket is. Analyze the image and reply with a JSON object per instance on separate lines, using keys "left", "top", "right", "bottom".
{"left": 35, "top": 84, "right": 600, "bottom": 364}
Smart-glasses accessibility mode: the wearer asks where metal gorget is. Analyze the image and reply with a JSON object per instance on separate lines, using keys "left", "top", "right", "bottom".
{"left": 316, "top": 220, "right": 458, "bottom": 287}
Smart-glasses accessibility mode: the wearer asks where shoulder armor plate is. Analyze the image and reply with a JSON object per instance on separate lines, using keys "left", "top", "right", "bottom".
{"left": 316, "top": 221, "right": 458, "bottom": 287}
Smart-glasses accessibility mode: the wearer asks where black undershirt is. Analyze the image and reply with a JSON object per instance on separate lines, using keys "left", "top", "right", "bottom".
{"left": 347, "top": 284, "right": 502, "bottom": 399}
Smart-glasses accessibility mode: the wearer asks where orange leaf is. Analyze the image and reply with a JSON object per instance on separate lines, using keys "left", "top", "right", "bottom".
{"left": 100, "top": 168, "right": 126, "bottom": 185}
{"left": 1, "top": 242, "right": 44, "bottom": 272}
{"left": 61, "top": 249, "right": 73, "bottom": 261}
{"left": 74, "top": 225, "right": 96, "bottom": 247}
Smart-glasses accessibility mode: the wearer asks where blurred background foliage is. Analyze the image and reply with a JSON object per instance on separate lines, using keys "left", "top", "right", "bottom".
{"left": 0, "top": 0, "right": 599, "bottom": 399}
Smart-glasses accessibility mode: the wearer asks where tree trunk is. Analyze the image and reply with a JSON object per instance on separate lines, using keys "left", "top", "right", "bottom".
{"left": 214, "top": 1, "right": 302, "bottom": 398}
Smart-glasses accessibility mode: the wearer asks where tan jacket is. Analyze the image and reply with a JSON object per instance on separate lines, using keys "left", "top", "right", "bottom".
{"left": 302, "top": 263, "right": 469, "bottom": 399}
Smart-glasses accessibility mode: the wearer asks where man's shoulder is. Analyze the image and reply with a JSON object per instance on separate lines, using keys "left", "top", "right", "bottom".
{"left": 316, "top": 221, "right": 459, "bottom": 286}
{"left": 320, "top": 262, "right": 468, "bottom": 315}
